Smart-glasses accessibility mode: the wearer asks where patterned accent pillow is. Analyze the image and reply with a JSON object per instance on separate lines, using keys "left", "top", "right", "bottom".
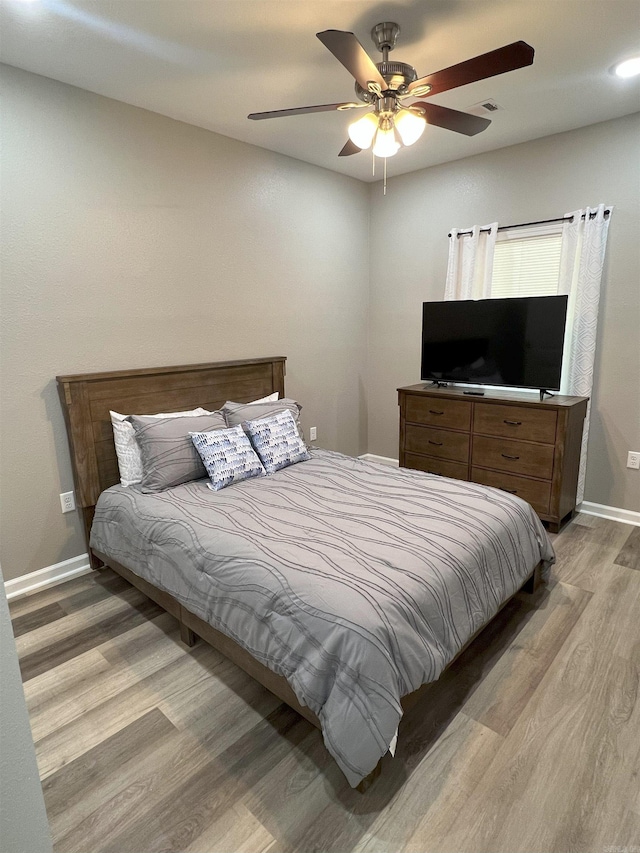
{"left": 110, "top": 408, "right": 210, "bottom": 486}
{"left": 223, "top": 398, "right": 304, "bottom": 441}
{"left": 244, "top": 409, "right": 311, "bottom": 474}
{"left": 128, "top": 412, "right": 227, "bottom": 492}
{"left": 190, "top": 425, "right": 266, "bottom": 491}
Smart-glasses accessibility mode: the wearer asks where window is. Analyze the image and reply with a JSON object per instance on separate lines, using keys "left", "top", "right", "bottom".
{"left": 489, "top": 222, "right": 574, "bottom": 393}
{"left": 490, "top": 223, "right": 563, "bottom": 298}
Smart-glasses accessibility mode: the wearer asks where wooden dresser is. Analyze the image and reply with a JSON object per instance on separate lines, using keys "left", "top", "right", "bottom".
{"left": 398, "top": 384, "right": 588, "bottom": 532}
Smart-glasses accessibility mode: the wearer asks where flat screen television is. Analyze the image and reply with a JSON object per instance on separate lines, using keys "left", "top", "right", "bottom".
{"left": 421, "top": 295, "right": 568, "bottom": 392}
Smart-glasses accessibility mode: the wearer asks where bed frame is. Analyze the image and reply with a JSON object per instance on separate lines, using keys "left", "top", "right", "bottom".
{"left": 57, "top": 356, "right": 542, "bottom": 791}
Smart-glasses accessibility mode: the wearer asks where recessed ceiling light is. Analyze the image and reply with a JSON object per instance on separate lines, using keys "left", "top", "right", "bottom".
{"left": 615, "top": 57, "right": 640, "bottom": 78}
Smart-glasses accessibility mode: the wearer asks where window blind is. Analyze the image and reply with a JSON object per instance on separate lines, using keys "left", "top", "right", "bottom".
{"left": 491, "top": 233, "right": 562, "bottom": 298}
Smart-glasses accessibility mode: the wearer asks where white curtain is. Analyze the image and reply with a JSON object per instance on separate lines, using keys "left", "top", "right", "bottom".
{"left": 444, "top": 223, "right": 498, "bottom": 300}
{"left": 558, "top": 204, "right": 613, "bottom": 503}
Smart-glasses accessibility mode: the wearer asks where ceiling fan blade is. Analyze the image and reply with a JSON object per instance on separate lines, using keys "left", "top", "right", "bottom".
{"left": 248, "top": 102, "right": 351, "bottom": 120}
{"left": 317, "top": 29, "right": 388, "bottom": 92}
{"left": 412, "top": 102, "right": 491, "bottom": 136}
{"left": 338, "top": 139, "right": 362, "bottom": 157}
{"left": 408, "top": 41, "right": 534, "bottom": 97}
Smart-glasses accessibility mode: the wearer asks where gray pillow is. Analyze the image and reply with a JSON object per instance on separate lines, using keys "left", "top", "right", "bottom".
{"left": 222, "top": 398, "right": 304, "bottom": 440}
{"left": 128, "top": 412, "right": 227, "bottom": 492}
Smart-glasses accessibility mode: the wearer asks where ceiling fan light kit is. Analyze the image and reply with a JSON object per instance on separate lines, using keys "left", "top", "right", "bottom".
{"left": 248, "top": 20, "right": 534, "bottom": 167}
{"left": 395, "top": 109, "right": 427, "bottom": 145}
{"left": 347, "top": 112, "right": 378, "bottom": 149}
{"left": 372, "top": 120, "right": 401, "bottom": 158}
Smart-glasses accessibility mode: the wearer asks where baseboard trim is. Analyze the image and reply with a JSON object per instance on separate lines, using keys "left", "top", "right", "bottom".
{"left": 359, "top": 453, "right": 399, "bottom": 467}
{"left": 578, "top": 501, "right": 640, "bottom": 527}
{"left": 4, "top": 554, "right": 92, "bottom": 601}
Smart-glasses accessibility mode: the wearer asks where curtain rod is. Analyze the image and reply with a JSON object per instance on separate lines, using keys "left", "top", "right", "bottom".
{"left": 449, "top": 209, "right": 611, "bottom": 238}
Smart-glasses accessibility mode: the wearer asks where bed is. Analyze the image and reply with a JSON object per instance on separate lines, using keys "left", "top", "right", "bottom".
{"left": 57, "top": 356, "right": 554, "bottom": 790}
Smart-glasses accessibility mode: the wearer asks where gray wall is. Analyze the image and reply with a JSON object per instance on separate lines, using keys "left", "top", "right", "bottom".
{"left": 0, "top": 566, "right": 53, "bottom": 852}
{"left": 367, "top": 113, "right": 640, "bottom": 513}
{"left": 0, "top": 65, "right": 370, "bottom": 581}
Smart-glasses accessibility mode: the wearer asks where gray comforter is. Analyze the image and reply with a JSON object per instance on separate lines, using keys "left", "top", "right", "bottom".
{"left": 90, "top": 449, "right": 554, "bottom": 786}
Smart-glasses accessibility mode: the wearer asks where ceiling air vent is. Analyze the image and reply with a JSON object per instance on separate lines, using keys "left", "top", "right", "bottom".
{"left": 467, "top": 99, "right": 503, "bottom": 115}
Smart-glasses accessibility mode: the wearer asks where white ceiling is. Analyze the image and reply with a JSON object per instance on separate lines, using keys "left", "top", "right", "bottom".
{"left": 2, "top": 0, "right": 639, "bottom": 182}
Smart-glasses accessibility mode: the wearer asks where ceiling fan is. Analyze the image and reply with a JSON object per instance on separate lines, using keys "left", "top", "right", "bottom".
{"left": 248, "top": 23, "right": 534, "bottom": 158}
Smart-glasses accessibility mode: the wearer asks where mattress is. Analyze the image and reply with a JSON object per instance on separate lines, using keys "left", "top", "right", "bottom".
{"left": 90, "top": 448, "right": 554, "bottom": 786}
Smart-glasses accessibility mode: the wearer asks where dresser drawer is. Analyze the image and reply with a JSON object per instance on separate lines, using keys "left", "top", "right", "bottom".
{"left": 474, "top": 403, "right": 557, "bottom": 444}
{"left": 472, "top": 435, "right": 554, "bottom": 479}
{"left": 405, "top": 425, "right": 470, "bottom": 463}
{"left": 404, "top": 453, "right": 469, "bottom": 481}
{"left": 405, "top": 395, "right": 471, "bottom": 431}
{"left": 471, "top": 468, "right": 551, "bottom": 515}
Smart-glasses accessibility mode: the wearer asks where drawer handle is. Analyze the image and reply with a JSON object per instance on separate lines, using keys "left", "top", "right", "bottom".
{"left": 500, "top": 487, "right": 518, "bottom": 494}
{"left": 501, "top": 453, "right": 520, "bottom": 460}
{"left": 429, "top": 440, "right": 444, "bottom": 446}
{"left": 428, "top": 471, "right": 439, "bottom": 475}
{"left": 429, "top": 409, "right": 444, "bottom": 415}
{"left": 503, "top": 419, "right": 522, "bottom": 426}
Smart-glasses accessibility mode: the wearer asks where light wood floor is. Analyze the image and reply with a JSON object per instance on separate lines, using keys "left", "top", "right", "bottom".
{"left": 10, "top": 514, "right": 640, "bottom": 853}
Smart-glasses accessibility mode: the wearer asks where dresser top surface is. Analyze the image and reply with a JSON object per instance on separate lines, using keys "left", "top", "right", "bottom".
{"left": 398, "top": 383, "right": 588, "bottom": 409}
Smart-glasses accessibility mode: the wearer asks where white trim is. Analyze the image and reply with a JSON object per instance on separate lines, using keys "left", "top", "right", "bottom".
{"left": 578, "top": 501, "right": 640, "bottom": 527}
{"left": 359, "top": 454, "right": 399, "bottom": 467}
{"left": 4, "top": 554, "right": 92, "bottom": 601}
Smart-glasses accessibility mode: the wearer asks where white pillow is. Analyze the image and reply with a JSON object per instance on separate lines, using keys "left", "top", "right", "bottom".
{"left": 250, "top": 392, "right": 279, "bottom": 404}
{"left": 110, "top": 408, "right": 210, "bottom": 486}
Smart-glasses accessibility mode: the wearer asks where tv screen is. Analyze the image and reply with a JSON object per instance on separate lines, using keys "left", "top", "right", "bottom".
{"left": 421, "top": 295, "right": 568, "bottom": 391}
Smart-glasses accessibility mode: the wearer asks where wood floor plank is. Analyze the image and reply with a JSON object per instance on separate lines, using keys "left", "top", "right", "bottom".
{"left": 563, "top": 562, "right": 640, "bottom": 662}
{"left": 614, "top": 525, "right": 640, "bottom": 571}
{"left": 97, "top": 609, "right": 181, "bottom": 666}
{"left": 51, "top": 729, "right": 207, "bottom": 851}
{"left": 42, "top": 707, "right": 177, "bottom": 821}
{"left": 94, "top": 706, "right": 310, "bottom": 853}
{"left": 23, "top": 649, "right": 112, "bottom": 715}
{"left": 18, "top": 596, "right": 163, "bottom": 682}
{"left": 242, "top": 724, "right": 341, "bottom": 847}
{"left": 439, "top": 569, "right": 640, "bottom": 853}
{"left": 544, "top": 652, "right": 640, "bottom": 853}
{"left": 184, "top": 802, "right": 277, "bottom": 853}
{"left": 8, "top": 573, "right": 103, "bottom": 619}
{"left": 15, "top": 582, "right": 155, "bottom": 658}
{"left": 551, "top": 518, "right": 633, "bottom": 592}
{"left": 28, "top": 615, "right": 191, "bottom": 742}
{"left": 158, "top": 654, "right": 283, "bottom": 743}
{"left": 462, "top": 581, "right": 591, "bottom": 736}
{"left": 34, "top": 642, "right": 220, "bottom": 780}
{"left": 56, "top": 570, "right": 133, "bottom": 615}
{"left": 47, "top": 696, "right": 281, "bottom": 846}
{"left": 9, "top": 601, "right": 67, "bottom": 638}
{"left": 357, "top": 715, "right": 504, "bottom": 853}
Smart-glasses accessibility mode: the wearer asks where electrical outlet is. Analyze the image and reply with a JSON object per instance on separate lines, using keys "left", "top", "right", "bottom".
{"left": 309, "top": 426, "right": 317, "bottom": 442}
{"left": 60, "top": 491, "right": 75, "bottom": 513}
{"left": 627, "top": 451, "right": 640, "bottom": 470}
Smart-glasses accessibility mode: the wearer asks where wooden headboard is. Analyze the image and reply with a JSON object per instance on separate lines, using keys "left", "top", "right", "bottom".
{"left": 57, "top": 356, "right": 286, "bottom": 564}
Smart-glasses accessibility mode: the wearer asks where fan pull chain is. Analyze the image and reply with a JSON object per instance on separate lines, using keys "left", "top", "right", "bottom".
{"left": 384, "top": 157, "right": 387, "bottom": 195}
{"left": 372, "top": 150, "right": 375, "bottom": 178}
